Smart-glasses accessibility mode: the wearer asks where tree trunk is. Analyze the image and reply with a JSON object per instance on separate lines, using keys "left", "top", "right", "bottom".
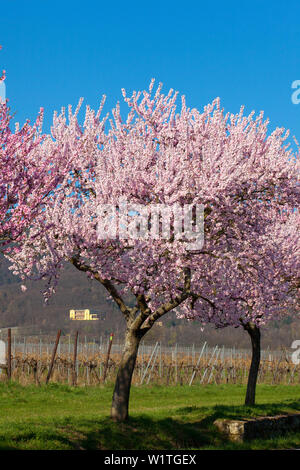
{"left": 244, "top": 322, "right": 261, "bottom": 406}
{"left": 111, "top": 328, "right": 141, "bottom": 422}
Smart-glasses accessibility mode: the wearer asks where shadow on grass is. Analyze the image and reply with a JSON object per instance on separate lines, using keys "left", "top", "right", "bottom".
{"left": 62, "top": 415, "right": 216, "bottom": 450}
{"left": 176, "top": 400, "right": 300, "bottom": 423}
{"left": 56, "top": 400, "right": 300, "bottom": 450}
{"left": 0, "top": 415, "right": 221, "bottom": 450}
{"left": 1, "top": 400, "right": 300, "bottom": 450}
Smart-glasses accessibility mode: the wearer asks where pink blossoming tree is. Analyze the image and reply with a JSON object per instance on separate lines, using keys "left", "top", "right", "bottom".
{"left": 8, "top": 81, "right": 300, "bottom": 421}
{"left": 0, "top": 47, "right": 69, "bottom": 251}
{"left": 178, "top": 209, "right": 300, "bottom": 405}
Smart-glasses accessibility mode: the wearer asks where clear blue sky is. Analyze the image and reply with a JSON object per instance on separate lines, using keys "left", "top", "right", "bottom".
{"left": 1, "top": 0, "right": 300, "bottom": 142}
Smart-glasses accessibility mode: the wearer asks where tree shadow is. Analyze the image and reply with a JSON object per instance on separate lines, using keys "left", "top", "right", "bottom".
{"left": 69, "top": 415, "right": 215, "bottom": 450}
{"left": 1, "top": 400, "right": 300, "bottom": 450}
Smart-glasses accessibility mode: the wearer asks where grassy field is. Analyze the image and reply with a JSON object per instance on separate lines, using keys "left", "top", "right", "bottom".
{"left": 0, "top": 382, "right": 300, "bottom": 450}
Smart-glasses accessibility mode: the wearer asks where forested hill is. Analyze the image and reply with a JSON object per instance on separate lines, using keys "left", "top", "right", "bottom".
{"left": 0, "top": 254, "right": 120, "bottom": 336}
{"left": 0, "top": 254, "right": 299, "bottom": 350}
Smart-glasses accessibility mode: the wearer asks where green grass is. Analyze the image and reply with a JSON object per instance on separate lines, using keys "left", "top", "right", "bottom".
{"left": 0, "top": 382, "right": 300, "bottom": 450}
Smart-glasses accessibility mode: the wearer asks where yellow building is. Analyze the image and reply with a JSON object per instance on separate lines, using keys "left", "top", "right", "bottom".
{"left": 69, "top": 309, "right": 99, "bottom": 321}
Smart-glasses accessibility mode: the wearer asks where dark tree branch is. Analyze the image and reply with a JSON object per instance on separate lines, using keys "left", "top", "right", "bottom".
{"left": 69, "top": 256, "right": 132, "bottom": 320}
{"left": 140, "top": 267, "right": 191, "bottom": 333}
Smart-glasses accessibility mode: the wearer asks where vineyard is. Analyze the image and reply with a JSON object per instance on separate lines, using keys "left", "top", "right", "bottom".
{"left": 0, "top": 334, "right": 299, "bottom": 387}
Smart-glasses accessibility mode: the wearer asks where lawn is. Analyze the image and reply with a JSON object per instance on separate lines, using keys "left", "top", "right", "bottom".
{"left": 0, "top": 382, "right": 300, "bottom": 450}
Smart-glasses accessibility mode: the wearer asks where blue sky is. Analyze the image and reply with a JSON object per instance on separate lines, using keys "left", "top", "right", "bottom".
{"left": 1, "top": 0, "right": 300, "bottom": 143}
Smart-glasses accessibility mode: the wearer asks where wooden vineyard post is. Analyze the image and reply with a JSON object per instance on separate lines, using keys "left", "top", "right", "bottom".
{"left": 189, "top": 341, "right": 207, "bottom": 386}
{"left": 146, "top": 343, "right": 160, "bottom": 385}
{"left": 46, "top": 330, "right": 61, "bottom": 384}
{"left": 140, "top": 342, "right": 159, "bottom": 385}
{"left": 200, "top": 345, "right": 218, "bottom": 384}
{"left": 72, "top": 331, "right": 79, "bottom": 386}
{"left": 103, "top": 333, "right": 114, "bottom": 383}
{"left": 7, "top": 328, "right": 11, "bottom": 381}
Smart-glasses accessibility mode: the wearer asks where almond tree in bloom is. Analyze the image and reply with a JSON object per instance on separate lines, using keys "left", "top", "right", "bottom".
{"left": 0, "top": 103, "right": 46, "bottom": 244}
{"left": 8, "top": 81, "right": 300, "bottom": 421}
{"left": 177, "top": 209, "right": 300, "bottom": 405}
{"left": 0, "top": 47, "right": 70, "bottom": 250}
